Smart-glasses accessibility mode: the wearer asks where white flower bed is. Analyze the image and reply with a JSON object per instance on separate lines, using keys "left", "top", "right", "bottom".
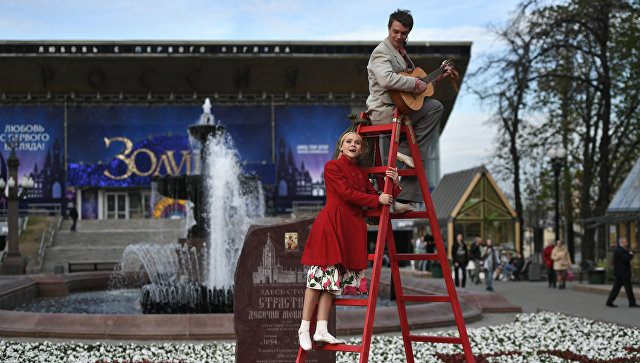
{"left": 0, "top": 312, "right": 638, "bottom": 362}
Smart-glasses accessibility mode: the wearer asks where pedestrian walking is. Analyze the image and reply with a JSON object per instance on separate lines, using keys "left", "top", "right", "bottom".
{"left": 451, "top": 233, "right": 468, "bottom": 287}
{"left": 69, "top": 204, "right": 79, "bottom": 232}
{"left": 424, "top": 234, "right": 435, "bottom": 271}
{"left": 468, "top": 236, "right": 483, "bottom": 284}
{"left": 543, "top": 239, "right": 557, "bottom": 288}
{"left": 606, "top": 237, "right": 639, "bottom": 308}
{"left": 414, "top": 234, "right": 425, "bottom": 271}
{"left": 551, "top": 240, "right": 572, "bottom": 289}
{"left": 482, "top": 239, "right": 499, "bottom": 292}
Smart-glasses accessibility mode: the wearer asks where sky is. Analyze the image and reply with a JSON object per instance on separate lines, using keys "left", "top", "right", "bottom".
{"left": 0, "top": 0, "right": 519, "bottom": 176}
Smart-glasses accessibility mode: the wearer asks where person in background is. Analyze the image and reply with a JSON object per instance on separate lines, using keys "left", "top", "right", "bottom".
{"left": 424, "top": 233, "right": 435, "bottom": 271}
{"left": 451, "top": 233, "right": 468, "bottom": 287}
{"left": 503, "top": 252, "right": 525, "bottom": 280}
{"left": 69, "top": 204, "right": 79, "bottom": 232}
{"left": 482, "top": 239, "right": 499, "bottom": 292}
{"left": 543, "top": 239, "right": 556, "bottom": 288}
{"left": 551, "top": 240, "right": 572, "bottom": 289}
{"left": 469, "top": 236, "right": 483, "bottom": 284}
{"left": 502, "top": 252, "right": 517, "bottom": 280}
{"left": 414, "top": 234, "right": 425, "bottom": 271}
{"left": 606, "top": 237, "right": 639, "bottom": 308}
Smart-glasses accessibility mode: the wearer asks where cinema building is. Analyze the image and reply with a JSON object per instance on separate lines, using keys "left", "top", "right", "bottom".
{"left": 0, "top": 40, "right": 470, "bottom": 220}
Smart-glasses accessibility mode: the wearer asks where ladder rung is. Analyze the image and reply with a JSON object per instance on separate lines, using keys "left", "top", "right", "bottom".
{"left": 364, "top": 210, "right": 429, "bottom": 219}
{"left": 315, "top": 343, "right": 362, "bottom": 352}
{"left": 394, "top": 253, "right": 439, "bottom": 261}
{"left": 333, "top": 298, "right": 368, "bottom": 306}
{"left": 357, "top": 124, "right": 395, "bottom": 134}
{"left": 368, "top": 253, "right": 375, "bottom": 261}
{"left": 362, "top": 166, "right": 416, "bottom": 176}
{"left": 400, "top": 294, "right": 450, "bottom": 303}
{"left": 408, "top": 335, "right": 463, "bottom": 344}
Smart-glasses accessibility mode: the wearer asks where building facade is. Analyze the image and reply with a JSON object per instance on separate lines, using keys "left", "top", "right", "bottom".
{"left": 0, "top": 40, "right": 470, "bottom": 218}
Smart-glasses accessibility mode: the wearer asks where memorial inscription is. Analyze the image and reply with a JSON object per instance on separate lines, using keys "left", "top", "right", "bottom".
{"left": 234, "top": 217, "right": 336, "bottom": 363}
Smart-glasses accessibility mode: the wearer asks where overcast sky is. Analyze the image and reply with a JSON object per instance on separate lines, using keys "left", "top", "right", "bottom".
{"left": 0, "top": 0, "right": 519, "bottom": 175}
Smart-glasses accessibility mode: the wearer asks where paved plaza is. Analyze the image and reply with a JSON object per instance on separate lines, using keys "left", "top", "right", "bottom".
{"left": 444, "top": 275, "right": 640, "bottom": 329}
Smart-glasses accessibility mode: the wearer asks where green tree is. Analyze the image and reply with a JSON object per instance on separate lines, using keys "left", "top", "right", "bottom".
{"left": 531, "top": 0, "right": 640, "bottom": 261}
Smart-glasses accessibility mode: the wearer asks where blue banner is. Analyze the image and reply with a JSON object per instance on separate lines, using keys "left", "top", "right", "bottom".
{"left": 274, "top": 105, "right": 352, "bottom": 213}
{"left": 0, "top": 106, "right": 65, "bottom": 203}
{"left": 67, "top": 105, "right": 273, "bottom": 187}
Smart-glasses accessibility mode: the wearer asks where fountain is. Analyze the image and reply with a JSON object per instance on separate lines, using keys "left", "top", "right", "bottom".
{"left": 115, "top": 98, "right": 264, "bottom": 313}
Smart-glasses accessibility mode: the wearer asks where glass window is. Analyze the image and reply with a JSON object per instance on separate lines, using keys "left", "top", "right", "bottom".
{"left": 485, "top": 202, "right": 511, "bottom": 220}
{"left": 459, "top": 203, "right": 483, "bottom": 219}
{"left": 631, "top": 221, "right": 638, "bottom": 250}
{"left": 609, "top": 224, "right": 618, "bottom": 248}
{"left": 485, "top": 181, "right": 503, "bottom": 206}
{"left": 485, "top": 220, "right": 514, "bottom": 248}
{"left": 461, "top": 180, "right": 482, "bottom": 210}
{"left": 454, "top": 222, "right": 482, "bottom": 243}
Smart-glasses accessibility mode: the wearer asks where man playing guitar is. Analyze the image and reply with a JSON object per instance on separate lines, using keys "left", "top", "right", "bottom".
{"left": 365, "top": 9, "right": 453, "bottom": 213}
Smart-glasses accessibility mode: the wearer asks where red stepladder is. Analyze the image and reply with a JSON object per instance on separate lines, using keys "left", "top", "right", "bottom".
{"left": 296, "top": 108, "right": 475, "bottom": 363}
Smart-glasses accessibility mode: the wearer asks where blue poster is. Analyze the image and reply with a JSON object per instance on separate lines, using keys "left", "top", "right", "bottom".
{"left": 66, "top": 105, "right": 273, "bottom": 187}
{"left": 274, "top": 105, "right": 352, "bottom": 213}
{"left": 0, "top": 106, "right": 65, "bottom": 203}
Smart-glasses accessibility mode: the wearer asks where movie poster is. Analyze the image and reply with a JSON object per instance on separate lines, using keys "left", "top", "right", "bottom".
{"left": 0, "top": 106, "right": 65, "bottom": 204}
{"left": 274, "top": 105, "right": 352, "bottom": 213}
{"left": 66, "top": 105, "right": 273, "bottom": 187}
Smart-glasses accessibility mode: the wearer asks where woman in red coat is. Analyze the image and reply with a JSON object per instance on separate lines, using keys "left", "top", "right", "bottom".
{"left": 298, "top": 132, "right": 401, "bottom": 350}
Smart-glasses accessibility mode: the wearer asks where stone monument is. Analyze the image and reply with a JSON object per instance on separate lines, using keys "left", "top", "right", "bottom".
{"left": 234, "top": 217, "right": 336, "bottom": 363}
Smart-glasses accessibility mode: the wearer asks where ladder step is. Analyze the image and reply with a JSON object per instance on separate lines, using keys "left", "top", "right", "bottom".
{"left": 364, "top": 210, "right": 429, "bottom": 219}
{"left": 362, "top": 166, "right": 416, "bottom": 176}
{"left": 366, "top": 252, "right": 438, "bottom": 261}
{"left": 357, "top": 124, "right": 396, "bottom": 135}
{"left": 394, "top": 253, "right": 439, "bottom": 261}
{"left": 408, "top": 335, "right": 463, "bottom": 344}
{"left": 315, "top": 343, "right": 362, "bottom": 353}
{"left": 333, "top": 298, "right": 368, "bottom": 306}
{"left": 400, "top": 294, "right": 451, "bottom": 303}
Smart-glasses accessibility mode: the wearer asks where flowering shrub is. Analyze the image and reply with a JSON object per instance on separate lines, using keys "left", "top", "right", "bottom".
{"left": 0, "top": 312, "right": 638, "bottom": 362}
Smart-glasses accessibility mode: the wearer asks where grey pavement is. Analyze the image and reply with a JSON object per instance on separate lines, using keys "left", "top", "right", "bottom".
{"left": 450, "top": 276, "right": 640, "bottom": 329}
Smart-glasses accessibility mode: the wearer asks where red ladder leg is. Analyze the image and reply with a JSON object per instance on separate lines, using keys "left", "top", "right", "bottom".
{"left": 384, "top": 220, "right": 416, "bottom": 363}
{"left": 358, "top": 114, "right": 402, "bottom": 363}
{"left": 403, "top": 116, "right": 475, "bottom": 362}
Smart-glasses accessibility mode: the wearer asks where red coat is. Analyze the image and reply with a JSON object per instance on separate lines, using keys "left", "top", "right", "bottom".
{"left": 543, "top": 245, "right": 554, "bottom": 268}
{"left": 301, "top": 155, "right": 401, "bottom": 270}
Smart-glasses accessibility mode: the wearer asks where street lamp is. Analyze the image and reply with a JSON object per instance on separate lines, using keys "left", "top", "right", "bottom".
{"left": 547, "top": 144, "right": 566, "bottom": 243}
{"left": 1, "top": 135, "right": 34, "bottom": 274}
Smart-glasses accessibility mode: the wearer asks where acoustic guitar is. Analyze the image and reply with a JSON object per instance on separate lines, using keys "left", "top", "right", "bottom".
{"left": 389, "top": 59, "right": 455, "bottom": 115}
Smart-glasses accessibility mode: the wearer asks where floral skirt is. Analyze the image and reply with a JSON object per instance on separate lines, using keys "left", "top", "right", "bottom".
{"left": 306, "top": 264, "right": 368, "bottom": 295}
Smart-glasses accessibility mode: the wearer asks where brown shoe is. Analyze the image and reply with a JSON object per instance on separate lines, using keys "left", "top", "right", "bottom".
{"left": 397, "top": 152, "right": 415, "bottom": 168}
{"left": 393, "top": 201, "right": 415, "bottom": 213}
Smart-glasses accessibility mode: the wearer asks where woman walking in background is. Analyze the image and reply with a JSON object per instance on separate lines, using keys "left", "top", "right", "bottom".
{"left": 552, "top": 240, "right": 572, "bottom": 289}
{"left": 482, "top": 239, "right": 499, "bottom": 292}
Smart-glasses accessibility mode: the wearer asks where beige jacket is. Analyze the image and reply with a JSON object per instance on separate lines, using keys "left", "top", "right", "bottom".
{"left": 365, "top": 38, "right": 417, "bottom": 124}
{"left": 551, "top": 245, "right": 572, "bottom": 271}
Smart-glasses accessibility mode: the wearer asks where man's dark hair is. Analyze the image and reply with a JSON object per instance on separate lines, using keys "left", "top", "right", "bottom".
{"left": 388, "top": 9, "right": 413, "bottom": 30}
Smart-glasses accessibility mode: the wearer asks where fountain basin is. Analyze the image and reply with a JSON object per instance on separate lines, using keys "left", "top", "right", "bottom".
{"left": 0, "top": 271, "right": 520, "bottom": 340}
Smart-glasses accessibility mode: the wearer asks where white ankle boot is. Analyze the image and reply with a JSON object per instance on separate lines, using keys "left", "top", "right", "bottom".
{"left": 312, "top": 330, "right": 345, "bottom": 345}
{"left": 298, "top": 328, "right": 312, "bottom": 351}
{"left": 312, "top": 320, "right": 344, "bottom": 344}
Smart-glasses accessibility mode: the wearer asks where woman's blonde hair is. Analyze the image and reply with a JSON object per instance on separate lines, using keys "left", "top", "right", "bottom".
{"left": 339, "top": 131, "right": 363, "bottom": 148}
